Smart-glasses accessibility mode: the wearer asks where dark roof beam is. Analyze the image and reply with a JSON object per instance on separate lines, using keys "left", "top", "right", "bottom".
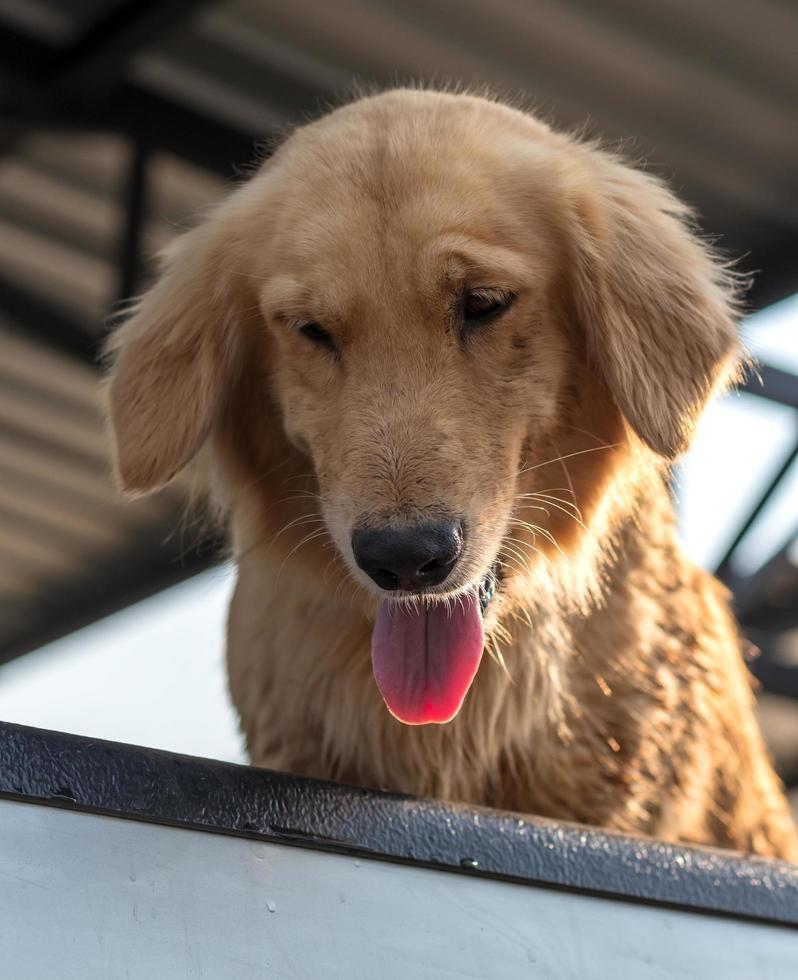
{"left": 0, "top": 84, "right": 256, "bottom": 181}
{"left": 115, "top": 141, "right": 150, "bottom": 304}
{"left": 0, "top": 2, "right": 212, "bottom": 98}
{"left": 0, "top": 3, "right": 212, "bottom": 155}
{"left": 0, "top": 275, "right": 99, "bottom": 364}
{"left": 0, "top": 530, "right": 221, "bottom": 665}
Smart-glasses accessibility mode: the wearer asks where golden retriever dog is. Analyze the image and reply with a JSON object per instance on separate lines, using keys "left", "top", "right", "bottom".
{"left": 104, "top": 88, "right": 797, "bottom": 859}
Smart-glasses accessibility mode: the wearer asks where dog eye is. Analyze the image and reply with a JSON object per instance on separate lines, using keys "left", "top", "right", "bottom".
{"left": 299, "top": 321, "right": 337, "bottom": 353}
{"left": 462, "top": 289, "right": 516, "bottom": 330}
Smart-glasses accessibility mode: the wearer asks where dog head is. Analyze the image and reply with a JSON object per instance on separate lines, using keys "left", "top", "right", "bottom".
{"left": 105, "top": 89, "right": 739, "bottom": 725}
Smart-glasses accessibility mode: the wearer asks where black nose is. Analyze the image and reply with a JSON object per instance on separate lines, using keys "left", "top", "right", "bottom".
{"left": 351, "top": 521, "right": 464, "bottom": 592}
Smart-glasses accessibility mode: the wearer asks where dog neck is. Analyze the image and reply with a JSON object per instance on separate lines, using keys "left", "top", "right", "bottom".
{"left": 223, "top": 424, "right": 680, "bottom": 809}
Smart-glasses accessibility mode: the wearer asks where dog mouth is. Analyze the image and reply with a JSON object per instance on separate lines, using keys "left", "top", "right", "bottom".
{"left": 370, "top": 562, "right": 501, "bottom": 726}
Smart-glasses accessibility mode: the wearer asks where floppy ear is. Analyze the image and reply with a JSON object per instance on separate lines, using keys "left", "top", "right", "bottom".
{"left": 104, "top": 214, "right": 246, "bottom": 495}
{"left": 566, "top": 151, "right": 740, "bottom": 459}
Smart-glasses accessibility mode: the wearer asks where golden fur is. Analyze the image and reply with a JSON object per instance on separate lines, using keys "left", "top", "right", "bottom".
{"left": 104, "top": 89, "right": 797, "bottom": 859}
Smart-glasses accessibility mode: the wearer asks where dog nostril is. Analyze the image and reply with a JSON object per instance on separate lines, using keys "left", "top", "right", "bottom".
{"left": 374, "top": 568, "right": 401, "bottom": 590}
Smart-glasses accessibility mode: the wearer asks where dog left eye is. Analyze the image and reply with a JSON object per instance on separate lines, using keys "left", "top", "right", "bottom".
{"left": 462, "top": 289, "right": 516, "bottom": 329}
{"left": 298, "top": 321, "right": 337, "bottom": 354}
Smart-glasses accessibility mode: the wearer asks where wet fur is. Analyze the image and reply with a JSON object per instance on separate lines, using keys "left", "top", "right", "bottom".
{"left": 104, "top": 89, "right": 797, "bottom": 859}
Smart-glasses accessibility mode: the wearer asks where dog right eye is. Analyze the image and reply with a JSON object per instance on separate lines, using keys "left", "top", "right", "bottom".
{"left": 459, "top": 288, "right": 517, "bottom": 341}
{"left": 299, "top": 321, "right": 337, "bottom": 354}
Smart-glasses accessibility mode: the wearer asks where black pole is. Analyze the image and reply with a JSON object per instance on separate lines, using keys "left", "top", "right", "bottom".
{"left": 716, "top": 434, "right": 798, "bottom": 584}
{"left": 116, "top": 140, "right": 150, "bottom": 306}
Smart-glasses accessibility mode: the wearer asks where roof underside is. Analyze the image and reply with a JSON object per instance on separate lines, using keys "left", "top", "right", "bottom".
{"left": 0, "top": 1, "right": 796, "bottom": 712}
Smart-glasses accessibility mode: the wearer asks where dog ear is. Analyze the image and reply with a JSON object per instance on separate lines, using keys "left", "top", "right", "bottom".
{"left": 104, "top": 211, "right": 246, "bottom": 495}
{"left": 566, "top": 152, "right": 740, "bottom": 459}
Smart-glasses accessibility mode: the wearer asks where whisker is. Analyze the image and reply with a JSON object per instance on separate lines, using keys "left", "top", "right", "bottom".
{"left": 516, "top": 443, "right": 619, "bottom": 476}
{"left": 270, "top": 513, "right": 324, "bottom": 545}
{"left": 556, "top": 422, "right": 615, "bottom": 448}
{"left": 498, "top": 554, "right": 528, "bottom": 578}
{"left": 503, "top": 537, "right": 554, "bottom": 571}
{"left": 240, "top": 463, "right": 314, "bottom": 494}
{"left": 518, "top": 487, "right": 579, "bottom": 510}
{"left": 524, "top": 491, "right": 583, "bottom": 518}
{"left": 501, "top": 541, "right": 534, "bottom": 573}
{"left": 518, "top": 497, "right": 591, "bottom": 536}
{"left": 276, "top": 528, "right": 330, "bottom": 582}
{"left": 508, "top": 518, "right": 542, "bottom": 538}
{"left": 486, "top": 632, "right": 512, "bottom": 681}
{"left": 281, "top": 491, "right": 323, "bottom": 502}
{"left": 513, "top": 522, "right": 567, "bottom": 560}
{"left": 510, "top": 499, "right": 550, "bottom": 517}
{"left": 514, "top": 486, "right": 578, "bottom": 503}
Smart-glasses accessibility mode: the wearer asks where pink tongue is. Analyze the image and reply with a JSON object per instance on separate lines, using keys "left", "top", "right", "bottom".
{"left": 371, "top": 594, "right": 484, "bottom": 725}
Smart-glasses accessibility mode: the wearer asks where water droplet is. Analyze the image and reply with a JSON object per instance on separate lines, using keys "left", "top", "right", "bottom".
{"left": 266, "top": 900, "right": 277, "bottom": 913}
{"left": 353, "top": 859, "right": 361, "bottom": 868}
{"left": 128, "top": 870, "right": 137, "bottom": 882}
{"left": 460, "top": 857, "right": 479, "bottom": 869}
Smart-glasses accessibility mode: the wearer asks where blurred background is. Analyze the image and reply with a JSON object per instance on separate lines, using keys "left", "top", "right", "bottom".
{"left": 0, "top": 1, "right": 795, "bottom": 813}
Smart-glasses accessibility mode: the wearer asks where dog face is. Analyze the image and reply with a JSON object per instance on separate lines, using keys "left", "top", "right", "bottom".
{"left": 255, "top": 106, "right": 569, "bottom": 605}
{"left": 105, "top": 90, "right": 738, "bottom": 725}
